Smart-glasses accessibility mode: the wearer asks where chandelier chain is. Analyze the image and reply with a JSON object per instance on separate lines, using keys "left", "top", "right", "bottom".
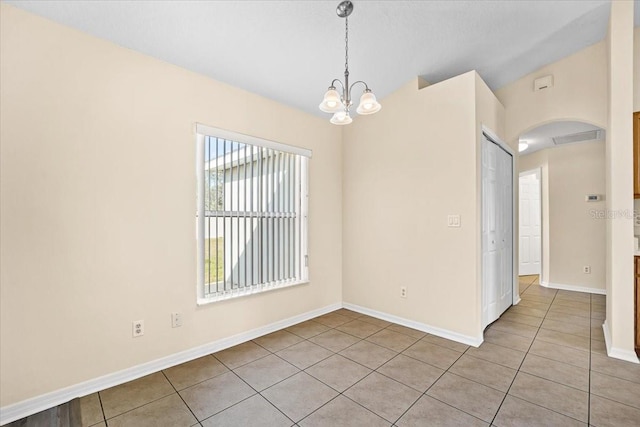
{"left": 344, "top": 16, "right": 349, "bottom": 73}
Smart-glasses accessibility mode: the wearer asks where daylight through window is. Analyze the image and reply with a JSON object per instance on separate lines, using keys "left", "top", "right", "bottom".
{"left": 196, "top": 124, "right": 310, "bottom": 303}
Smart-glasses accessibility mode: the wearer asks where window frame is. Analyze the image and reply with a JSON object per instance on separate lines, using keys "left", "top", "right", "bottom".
{"left": 195, "top": 123, "right": 311, "bottom": 305}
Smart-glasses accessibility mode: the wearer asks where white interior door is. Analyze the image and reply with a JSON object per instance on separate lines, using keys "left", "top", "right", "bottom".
{"left": 482, "top": 136, "right": 513, "bottom": 329}
{"left": 519, "top": 170, "right": 541, "bottom": 275}
{"left": 498, "top": 146, "right": 513, "bottom": 316}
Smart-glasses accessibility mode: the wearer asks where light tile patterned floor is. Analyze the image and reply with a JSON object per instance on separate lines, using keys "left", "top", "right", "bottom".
{"left": 24, "top": 275, "right": 640, "bottom": 426}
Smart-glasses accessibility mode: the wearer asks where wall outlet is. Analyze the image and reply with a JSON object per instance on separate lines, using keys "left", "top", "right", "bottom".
{"left": 132, "top": 320, "right": 144, "bottom": 337}
{"left": 400, "top": 286, "right": 407, "bottom": 298}
{"left": 171, "top": 312, "right": 182, "bottom": 328}
{"left": 583, "top": 266, "right": 591, "bottom": 274}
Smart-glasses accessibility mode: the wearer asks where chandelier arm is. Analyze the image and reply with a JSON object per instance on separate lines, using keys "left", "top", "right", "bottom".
{"left": 348, "top": 80, "right": 370, "bottom": 95}
{"left": 330, "top": 79, "right": 347, "bottom": 104}
{"left": 331, "top": 79, "right": 345, "bottom": 91}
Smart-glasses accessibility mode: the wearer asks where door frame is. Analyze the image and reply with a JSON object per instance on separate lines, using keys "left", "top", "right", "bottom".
{"left": 481, "top": 127, "right": 518, "bottom": 330}
{"left": 518, "top": 168, "right": 542, "bottom": 277}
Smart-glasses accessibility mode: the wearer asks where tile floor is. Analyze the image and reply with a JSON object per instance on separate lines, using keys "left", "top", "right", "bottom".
{"left": 37, "top": 276, "right": 640, "bottom": 426}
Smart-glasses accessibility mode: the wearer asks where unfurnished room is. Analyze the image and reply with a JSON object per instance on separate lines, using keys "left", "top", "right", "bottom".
{"left": 1, "top": 1, "right": 640, "bottom": 426}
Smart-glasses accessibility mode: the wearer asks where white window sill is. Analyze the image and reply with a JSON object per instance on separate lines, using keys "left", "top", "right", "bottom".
{"left": 197, "top": 279, "right": 309, "bottom": 306}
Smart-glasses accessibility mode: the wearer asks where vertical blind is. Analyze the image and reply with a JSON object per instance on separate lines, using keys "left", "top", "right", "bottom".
{"left": 196, "top": 124, "right": 310, "bottom": 303}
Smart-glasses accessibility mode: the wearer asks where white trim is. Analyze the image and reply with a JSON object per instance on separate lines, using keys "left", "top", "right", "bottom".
{"left": 196, "top": 133, "right": 206, "bottom": 301}
{"left": 0, "top": 303, "right": 341, "bottom": 426}
{"left": 195, "top": 123, "right": 312, "bottom": 158}
{"left": 602, "top": 320, "right": 640, "bottom": 364}
{"left": 519, "top": 169, "right": 541, "bottom": 179}
{"left": 539, "top": 281, "right": 606, "bottom": 295}
{"left": 300, "top": 156, "right": 310, "bottom": 282}
{"left": 197, "top": 280, "right": 309, "bottom": 305}
{"left": 518, "top": 167, "right": 543, "bottom": 277}
{"left": 342, "top": 303, "right": 483, "bottom": 347}
{"left": 482, "top": 125, "right": 514, "bottom": 155}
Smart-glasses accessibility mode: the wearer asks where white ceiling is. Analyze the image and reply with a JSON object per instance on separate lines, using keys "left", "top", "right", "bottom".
{"left": 5, "top": 1, "right": 639, "bottom": 118}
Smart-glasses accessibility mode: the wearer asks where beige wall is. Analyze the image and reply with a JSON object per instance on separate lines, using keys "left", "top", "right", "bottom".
{"left": 0, "top": 4, "right": 343, "bottom": 407}
{"left": 635, "top": 27, "right": 640, "bottom": 112}
{"left": 520, "top": 142, "right": 606, "bottom": 291}
{"left": 342, "top": 72, "right": 504, "bottom": 341}
{"left": 604, "top": 0, "right": 635, "bottom": 358}
{"left": 495, "top": 41, "right": 608, "bottom": 145}
{"left": 497, "top": 34, "right": 610, "bottom": 293}
{"left": 549, "top": 142, "right": 606, "bottom": 289}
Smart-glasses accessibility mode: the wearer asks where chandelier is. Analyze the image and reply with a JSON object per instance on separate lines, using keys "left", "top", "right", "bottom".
{"left": 319, "top": 1, "right": 381, "bottom": 125}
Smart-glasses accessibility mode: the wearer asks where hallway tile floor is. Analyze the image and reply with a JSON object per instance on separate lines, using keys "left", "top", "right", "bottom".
{"left": 16, "top": 276, "right": 640, "bottom": 426}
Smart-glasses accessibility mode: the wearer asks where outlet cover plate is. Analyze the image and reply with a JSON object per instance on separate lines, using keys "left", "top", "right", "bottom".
{"left": 132, "top": 320, "right": 144, "bottom": 337}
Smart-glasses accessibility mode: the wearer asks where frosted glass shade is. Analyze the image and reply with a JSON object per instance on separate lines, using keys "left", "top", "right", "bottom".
{"left": 356, "top": 90, "right": 381, "bottom": 115}
{"left": 330, "top": 111, "right": 353, "bottom": 125}
{"left": 319, "top": 88, "right": 344, "bottom": 113}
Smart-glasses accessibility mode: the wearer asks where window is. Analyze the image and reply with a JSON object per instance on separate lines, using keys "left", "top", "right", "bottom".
{"left": 196, "top": 124, "right": 311, "bottom": 304}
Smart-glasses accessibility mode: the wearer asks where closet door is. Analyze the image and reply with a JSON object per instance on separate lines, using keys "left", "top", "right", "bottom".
{"left": 482, "top": 136, "right": 513, "bottom": 328}
{"left": 497, "top": 145, "right": 513, "bottom": 316}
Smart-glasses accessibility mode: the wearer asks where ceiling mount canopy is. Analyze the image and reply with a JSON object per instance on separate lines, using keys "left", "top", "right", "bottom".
{"left": 319, "top": 1, "right": 381, "bottom": 125}
{"left": 336, "top": 0, "right": 353, "bottom": 18}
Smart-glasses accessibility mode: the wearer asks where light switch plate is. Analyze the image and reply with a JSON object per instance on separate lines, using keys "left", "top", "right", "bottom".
{"left": 447, "top": 215, "right": 461, "bottom": 227}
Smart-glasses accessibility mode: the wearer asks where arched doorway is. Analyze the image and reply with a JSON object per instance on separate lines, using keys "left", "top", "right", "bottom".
{"left": 517, "top": 120, "right": 606, "bottom": 294}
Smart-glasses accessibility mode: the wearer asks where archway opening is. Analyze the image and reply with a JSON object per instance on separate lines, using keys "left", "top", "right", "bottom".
{"left": 517, "top": 120, "right": 606, "bottom": 295}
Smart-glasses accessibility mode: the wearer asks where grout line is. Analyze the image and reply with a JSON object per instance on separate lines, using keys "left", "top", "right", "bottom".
{"left": 95, "top": 391, "right": 107, "bottom": 426}
{"left": 491, "top": 281, "right": 598, "bottom": 425}
{"left": 502, "top": 393, "right": 588, "bottom": 425}
{"left": 489, "top": 280, "right": 557, "bottom": 426}
{"left": 98, "top": 391, "right": 177, "bottom": 422}
{"left": 511, "top": 368, "right": 589, "bottom": 394}
{"left": 273, "top": 318, "right": 395, "bottom": 424}
{"left": 517, "top": 348, "right": 587, "bottom": 369}
{"left": 492, "top": 320, "right": 592, "bottom": 352}
{"left": 414, "top": 394, "right": 488, "bottom": 426}
{"left": 205, "top": 354, "right": 302, "bottom": 424}
{"left": 211, "top": 347, "right": 298, "bottom": 425}
{"left": 391, "top": 342, "right": 488, "bottom": 425}
{"left": 259, "top": 389, "right": 297, "bottom": 426}
{"left": 160, "top": 370, "right": 200, "bottom": 424}
{"left": 533, "top": 334, "right": 591, "bottom": 353}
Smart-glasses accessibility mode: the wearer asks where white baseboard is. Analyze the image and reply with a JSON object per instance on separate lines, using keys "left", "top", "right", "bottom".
{"left": 342, "top": 302, "right": 483, "bottom": 347}
{"left": 0, "top": 302, "right": 341, "bottom": 426}
{"left": 602, "top": 320, "right": 640, "bottom": 364}
{"left": 540, "top": 281, "right": 606, "bottom": 295}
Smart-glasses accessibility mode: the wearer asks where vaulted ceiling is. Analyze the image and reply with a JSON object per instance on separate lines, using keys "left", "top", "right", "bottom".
{"left": 5, "top": 1, "right": 639, "bottom": 118}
